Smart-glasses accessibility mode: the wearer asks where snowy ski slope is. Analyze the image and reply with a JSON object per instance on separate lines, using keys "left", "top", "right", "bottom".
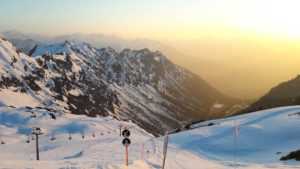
{"left": 0, "top": 106, "right": 299, "bottom": 168}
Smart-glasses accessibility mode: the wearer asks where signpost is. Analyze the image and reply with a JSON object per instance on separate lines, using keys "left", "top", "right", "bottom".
{"left": 122, "top": 138, "right": 131, "bottom": 146}
{"left": 122, "top": 128, "right": 131, "bottom": 166}
{"left": 122, "top": 129, "right": 130, "bottom": 138}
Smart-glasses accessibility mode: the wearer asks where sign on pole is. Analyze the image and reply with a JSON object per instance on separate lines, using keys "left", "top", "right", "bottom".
{"left": 122, "top": 127, "right": 131, "bottom": 166}
{"left": 122, "top": 138, "right": 131, "bottom": 147}
{"left": 122, "top": 129, "right": 130, "bottom": 138}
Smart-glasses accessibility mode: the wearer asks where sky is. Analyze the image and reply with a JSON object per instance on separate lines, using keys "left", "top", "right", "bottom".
{"left": 1, "top": 0, "right": 300, "bottom": 41}
{"left": 1, "top": 0, "right": 300, "bottom": 99}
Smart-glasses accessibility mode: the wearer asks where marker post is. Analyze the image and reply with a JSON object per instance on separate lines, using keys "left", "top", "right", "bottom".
{"left": 126, "top": 146, "right": 129, "bottom": 166}
{"left": 141, "top": 143, "right": 144, "bottom": 159}
{"left": 122, "top": 128, "right": 131, "bottom": 166}
{"left": 162, "top": 135, "right": 169, "bottom": 169}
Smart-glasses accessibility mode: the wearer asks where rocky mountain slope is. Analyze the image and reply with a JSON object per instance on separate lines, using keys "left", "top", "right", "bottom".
{"left": 0, "top": 38, "right": 240, "bottom": 136}
{"left": 238, "top": 75, "right": 300, "bottom": 114}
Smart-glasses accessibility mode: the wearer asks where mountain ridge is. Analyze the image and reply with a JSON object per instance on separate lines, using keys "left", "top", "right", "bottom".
{"left": 237, "top": 75, "right": 300, "bottom": 115}
{"left": 0, "top": 38, "right": 243, "bottom": 136}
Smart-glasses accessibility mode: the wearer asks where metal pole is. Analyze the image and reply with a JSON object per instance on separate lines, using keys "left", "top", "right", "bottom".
{"left": 36, "top": 134, "right": 39, "bottom": 161}
{"left": 234, "top": 120, "right": 237, "bottom": 169}
{"left": 234, "top": 135, "right": 236, "bottom": 169}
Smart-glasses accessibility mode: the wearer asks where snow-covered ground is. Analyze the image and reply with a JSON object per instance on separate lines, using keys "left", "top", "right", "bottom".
{"left": 0, "top": 106, "right": 299, "bottom": 168}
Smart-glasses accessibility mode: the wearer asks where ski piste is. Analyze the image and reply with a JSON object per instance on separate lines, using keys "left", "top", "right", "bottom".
{"left": 0, "top": 106, "right": 299, "bottom": 168}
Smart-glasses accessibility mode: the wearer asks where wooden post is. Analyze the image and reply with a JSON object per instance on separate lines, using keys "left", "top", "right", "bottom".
{"left": 162, "top": 156, "right": 167, "bottom": 169}
{"left": 141, "top": 143, "right": 144, "bottom": 159}
{"left": 162, "top": 135, "right": 169, "bottom": 169}
{"left": 126, "top": 146, "right": 129, "bottom": 166}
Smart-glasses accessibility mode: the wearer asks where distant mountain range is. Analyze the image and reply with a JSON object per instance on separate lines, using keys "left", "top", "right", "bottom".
{"left": 0, "top": 30, "right": 274, "bottom": 100}
{"left": 1, "top": 30, "right": 171, "bottom": 54}
{"left": 4, "top": 30, "right": 299, "bottom": 100}
{"left": 0, "top": 38, "right": 245, "bottom": 136}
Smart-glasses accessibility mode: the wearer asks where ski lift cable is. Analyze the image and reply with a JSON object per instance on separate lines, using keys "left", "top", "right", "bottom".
{"left": 0, "top": 123, "right": 125, "bottom": 139}
{"left": 0, "top": 129, "right": 104, "bottom": 137}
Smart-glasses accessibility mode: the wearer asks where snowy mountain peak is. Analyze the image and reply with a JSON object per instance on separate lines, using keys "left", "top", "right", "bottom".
{"left": 30, "top": 41, "right": 71, "bottom": 57}
{"left": 0, "top": 37, "right": 17, "bottom": 50}
{"left": 0, "top": 38, "right": 33, "bottom": 67}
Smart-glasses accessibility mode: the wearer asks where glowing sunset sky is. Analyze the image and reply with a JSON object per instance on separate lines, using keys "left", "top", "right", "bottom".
{"left": 1, "top": 0, "right": 300, "bottom": 41}
{"left": 1, "top": 0, "right": 300, "bottom": 99}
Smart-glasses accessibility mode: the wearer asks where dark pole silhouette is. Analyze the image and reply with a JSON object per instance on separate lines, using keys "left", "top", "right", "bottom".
{"left": 32, "top": 127, "right": 42, "bottom": 161}
{"left": 36, "top": 133, "right": 39, "bottom": 160}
